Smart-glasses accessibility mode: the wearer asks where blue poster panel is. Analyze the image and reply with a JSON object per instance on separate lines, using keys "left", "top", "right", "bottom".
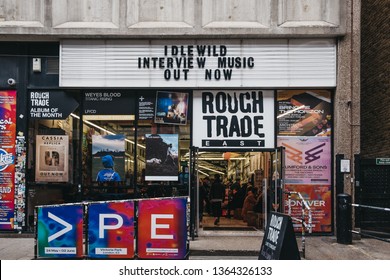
{"left": 87, "top": 200, "right": 135, "bottom": 259}
{"left": 37, "top": 204, "right": 84, "bottom": 258}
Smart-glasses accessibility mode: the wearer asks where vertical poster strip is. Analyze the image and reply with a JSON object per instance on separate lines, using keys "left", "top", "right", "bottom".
{"left": 37, "top": 204, "right": 84, "bottom": 258}
{"left": 277, "top": 90, "right": 332, "bottom": 233}
{"left": 35, "top": 135, "right": 69, "bottom": 182}
{"left": 87, "top": 201, "right": 135, "bottom": 259}
{"left": 14, "top": 136, "right": 27, "bottom": 230}
{"left": 145, "top": 134, "right": 179, "bottom": 181}
{"left": 137, "top": 198, "right": 187, "bottom": 259}
{"left": 0, "top": 90, "right": 17, "bottom": 230}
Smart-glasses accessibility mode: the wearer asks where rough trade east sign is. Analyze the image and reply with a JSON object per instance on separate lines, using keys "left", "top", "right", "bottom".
{"left": 192, "top": 90, "right": 275, "bottom": 149}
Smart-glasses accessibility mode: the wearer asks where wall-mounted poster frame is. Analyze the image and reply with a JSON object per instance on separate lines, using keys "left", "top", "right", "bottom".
{"left": 155, "top": 91, "right": 189, "bottom": 125}
{"left": 35, "top": 135, "right": 69, "bottom": 182}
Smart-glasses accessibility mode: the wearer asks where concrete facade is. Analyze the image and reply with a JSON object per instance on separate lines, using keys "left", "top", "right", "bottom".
{"left": 0, "top": 0, "right": 361, "bottom": 231}
{"left": 0, "top": 0, "right": 346, "bottom": 38}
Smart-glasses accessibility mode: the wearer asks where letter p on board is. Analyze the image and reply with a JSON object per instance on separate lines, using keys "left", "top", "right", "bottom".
{"left": 99, "top": 214, "right": 124, "bottom": 238}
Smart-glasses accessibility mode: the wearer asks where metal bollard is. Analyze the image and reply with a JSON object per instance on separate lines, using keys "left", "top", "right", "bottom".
{"left": 337, "top": 193, "right": 352, "bottom": 244}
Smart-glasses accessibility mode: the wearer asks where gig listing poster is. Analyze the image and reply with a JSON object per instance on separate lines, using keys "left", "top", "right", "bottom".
{"left": 0, "top": 90, "right": 17, "bottom": 230}
{"left": 278, "top": 136, "right": 331, "bottom": 185}
{"left": 137, "top": 198, "right": 188, "bottom": 259}
{"left": 37, "top": 204, "right": 84, "bottom": 258}
{"left": 285, "top": 184, "right": 332, "bottom": 233}
{"left": 277, "top": 90, "right": 331, "bottom": 137}
{"left": 87, "top": 201, "right": 135, "bottom": 259}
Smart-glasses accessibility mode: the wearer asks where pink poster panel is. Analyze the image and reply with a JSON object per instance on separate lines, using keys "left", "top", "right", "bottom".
{"left": 137, "top": 198, "right": 187, "bottom": 259}
{"left": 278, "top": 136, "right": 331, "bottom": 185}
{"left": 285, "top": 184, "right": 332, "bottom": 233}
{"left": 0, "top": 90, "right": 17, "bottom": 230}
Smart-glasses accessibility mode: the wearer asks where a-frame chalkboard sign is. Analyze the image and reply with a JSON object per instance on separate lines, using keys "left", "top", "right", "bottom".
{"left": 259, "top": 212, "right": 301, "bottom": 260}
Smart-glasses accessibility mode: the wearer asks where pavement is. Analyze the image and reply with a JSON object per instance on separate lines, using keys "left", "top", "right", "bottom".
{"left": 1, "top": 230, "right": 390, "bottom": 260}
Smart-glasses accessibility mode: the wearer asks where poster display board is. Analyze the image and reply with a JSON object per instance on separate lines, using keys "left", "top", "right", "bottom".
{"left": 145, "top": 134, "right": 178, "bottom": 181}
{"left": 193, "top": 90, "right": 275, "bottom": 149}
{"left": 87, "top": 201, "right": 135, "bottom": 259}
{"left": 35, "top": 197, "right": 189, "bottom": 259}
{"left": 0, "top": 90, "right": 17, "bottom": 230}
{"left": 36, "top": 204, "right": 84, "bottom": 258}
{"left": 137, "top": 198, "right": 188, "bottom": 259}
{"left": 35, "top": 135, "right": 69, "bottom": 182}
{"left": 277, "top": 90, "right": 332, "bottom": 233}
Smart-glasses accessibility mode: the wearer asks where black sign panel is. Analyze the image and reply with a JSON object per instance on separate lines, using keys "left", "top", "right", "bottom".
{"left": 259, "top": 212, "right": 300, "bottom": 260}
{"left": 29, "top": 90, "right": 79, "bottom": 119}
{"left": 83, "top": 90, "right": 135, "bottom": 115}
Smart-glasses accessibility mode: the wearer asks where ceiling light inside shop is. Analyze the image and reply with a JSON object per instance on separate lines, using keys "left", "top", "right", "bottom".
{"left": 70, "top": 113, "right": 145, "bottom": 149}
{"left": 83, "top": 115, "right": 135, "bottom": 121}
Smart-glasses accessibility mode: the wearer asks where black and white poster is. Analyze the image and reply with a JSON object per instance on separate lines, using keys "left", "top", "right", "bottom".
{"left": 193, "top": 90, "right": 275, "bottom": 149}
{"left": 145, "top": 134, "right": 179, "bottom": 181}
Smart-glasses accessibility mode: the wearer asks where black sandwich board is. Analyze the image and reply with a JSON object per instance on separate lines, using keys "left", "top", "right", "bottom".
{"left": 259, "top": 212, "right": 301, "bottom": 260}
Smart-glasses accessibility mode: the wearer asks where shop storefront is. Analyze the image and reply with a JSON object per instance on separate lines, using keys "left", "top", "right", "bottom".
{"left": 1, "top": 39, "right": 336, "bottom": 234}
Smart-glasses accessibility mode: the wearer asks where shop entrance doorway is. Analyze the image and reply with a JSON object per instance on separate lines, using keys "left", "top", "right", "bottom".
{"left": 188, "top": 147, "right": 285, "bottom": 238}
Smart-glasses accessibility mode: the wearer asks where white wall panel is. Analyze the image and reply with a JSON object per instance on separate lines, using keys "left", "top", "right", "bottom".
{"left": 60, "top": 39, "right": 336, "bottom": 88}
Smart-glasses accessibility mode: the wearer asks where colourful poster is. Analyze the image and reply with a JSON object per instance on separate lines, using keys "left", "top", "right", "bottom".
{"left": 155, "top": 91, "right": 189, "bottom": 125}
{"left": 278, "top": 136, "right": 331, "bottom": 185}
{"left": 285, "top": 185, "right": 332, "bottom": 233}
{"left": 145, "top": 134, "right": 178, "bottom": 181}
{"left": 35, "top": 135, "right": 69, "bottom": 182}
{"left": 137, "top": 198, "right": 188, "bottom": 259}
{"left": 87, "top": 201, "right": 135, "bottom": 259}
{"left": 277, "top": 90, "right": 331, "bottom": 137}
{"left": 92, "top": 134, "right": 125, "bottom": 182}
{"left": 37, "top": 204, "right": 84, "bottom": 258}
{"left": 0, "top": 90, "right": 17, "bottom": 230}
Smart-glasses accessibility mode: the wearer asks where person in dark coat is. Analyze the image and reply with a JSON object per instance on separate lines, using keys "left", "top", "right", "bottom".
{"left": 209, "top": 174, "right": 225, "bottom": 225}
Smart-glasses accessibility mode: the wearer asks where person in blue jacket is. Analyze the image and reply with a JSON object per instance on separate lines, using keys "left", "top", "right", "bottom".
{"left": 96, "top": 155, "right": 121, "bottom": 183}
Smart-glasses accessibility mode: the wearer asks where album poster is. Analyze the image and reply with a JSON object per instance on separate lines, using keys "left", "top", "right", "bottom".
{"left": 154, "top": 91, "right": 189, "bottom": 125}
{"left": 92, "top": 134, "right": 125, "bottom": 181}
{"left": 35, "top": 135, "right": 69, "bottom": 182}
{"left": 145, "top": 134, "right": 178, "bottom": 181}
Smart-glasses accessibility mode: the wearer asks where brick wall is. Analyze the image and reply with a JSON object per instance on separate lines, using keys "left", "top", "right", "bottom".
{"left": 361, "top": 0, "right": 390, "bottom": 158}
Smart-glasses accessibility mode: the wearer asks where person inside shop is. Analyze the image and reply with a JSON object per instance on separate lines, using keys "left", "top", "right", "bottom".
{"left": 241, "top": 186, "right": 258, "bottom": 222}
{"left": 209, "top": 174, "right": 225, "bottom": 226}
{"left": 198, "top": 178, "right": 208, "bottom": 227}
{"left": 227, "top": 177, "right": 240, "bottom": 218}
{"left": 96, "top": 155, "right": 121, "bottom": 186}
